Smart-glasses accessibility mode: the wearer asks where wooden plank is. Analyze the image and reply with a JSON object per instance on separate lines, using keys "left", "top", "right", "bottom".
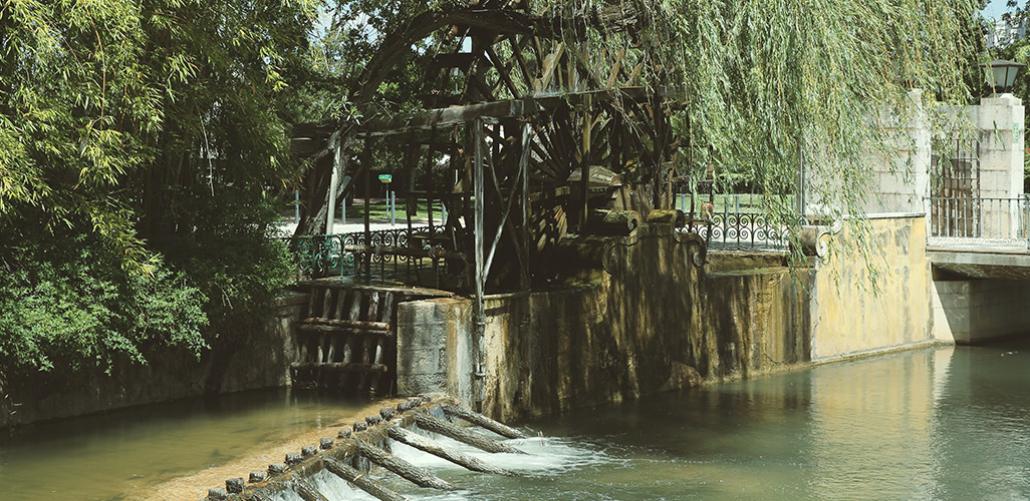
{"left": 387, "top": 426, "right": 514, "bottom": 475}
{"left": 295, "top": 480, "right": 329, "bottom": 501}
{"left": 354, "top": 86, "right": 674, "bottom": 136}
{"left": 442, "top": 405, "right": 528, "bottom": 439}
{"left": 413, "top": 412, "right": 524, "bottom": 454}
{"left": 533, "top": 43, "right": 564, "bottom": 92}
{"left": 291, "top": 362, "right": 389, "bottom": 373}
{"left": 355, "top": 440, "right": 453, "bottom": 490}
{"left": 302, "top": 319, "right": 391, "bottom": 331}
{"left": 323, "top": 458, "right": 407, "bottom": 501}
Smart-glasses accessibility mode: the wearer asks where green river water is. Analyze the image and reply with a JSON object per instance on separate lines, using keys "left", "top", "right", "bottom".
{"left": 2, "top": 339, "right": 1028, "bottom": 500}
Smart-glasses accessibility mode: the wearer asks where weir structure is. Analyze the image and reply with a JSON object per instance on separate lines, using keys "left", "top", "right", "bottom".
{"left": 286, "top": 0, "right": 693, "bottom": 403}
{"left": 203, "top": 394, "right": 529, "bottom": 501}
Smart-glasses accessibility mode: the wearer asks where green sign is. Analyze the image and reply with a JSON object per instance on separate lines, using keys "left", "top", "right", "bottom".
{"left": 377, "top": 173, "right": 393, "bottom": 184}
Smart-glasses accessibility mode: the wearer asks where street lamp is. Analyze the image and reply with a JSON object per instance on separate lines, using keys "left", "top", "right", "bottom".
{"left": 986, "top": 59, "right": 1025, "bottom": 94}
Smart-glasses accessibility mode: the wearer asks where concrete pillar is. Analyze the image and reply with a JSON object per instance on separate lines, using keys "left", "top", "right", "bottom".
{"left": 862, "top": 89, "right": 932, "bottom": 215}
{"left": 395, "top": 298, "right": 474, "bottom": 406}
{"left": 807, "top": 89, "right": 931, "bottom": 217}
{"left": 975, "top": 94, "right": 1025, "bottom": 238}
{"left": 976, "top": 94, "right": 1024, "bottom": 198}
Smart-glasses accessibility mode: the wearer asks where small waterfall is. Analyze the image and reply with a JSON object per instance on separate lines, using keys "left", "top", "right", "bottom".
{"left": 205, "top": 397, "right": 613, "bottom": 501}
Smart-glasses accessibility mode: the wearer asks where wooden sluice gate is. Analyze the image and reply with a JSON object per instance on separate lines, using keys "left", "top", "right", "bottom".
{"left": 291, "top": 282, "right": 450, "bottom": 395}
{"left": 204, "top": 394, "right": 529, "bottom": 501}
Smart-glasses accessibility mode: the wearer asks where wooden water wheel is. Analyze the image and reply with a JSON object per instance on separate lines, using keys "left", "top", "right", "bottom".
{"left": 293, "top": 0, "right": 679, "bottom": 292}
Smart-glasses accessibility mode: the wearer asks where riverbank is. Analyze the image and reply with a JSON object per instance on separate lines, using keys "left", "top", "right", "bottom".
{"left": 0, "top": 390, "right": 392, "bottom": 501}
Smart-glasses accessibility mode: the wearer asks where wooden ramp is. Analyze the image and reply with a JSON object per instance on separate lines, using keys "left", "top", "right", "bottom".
{"left": 204, "top": 395, "right": 528, "bottom": 501}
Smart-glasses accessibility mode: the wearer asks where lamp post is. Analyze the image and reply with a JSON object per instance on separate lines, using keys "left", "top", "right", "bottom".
{"left": 986, "top": 59, "right": 1025, "bottom": 95}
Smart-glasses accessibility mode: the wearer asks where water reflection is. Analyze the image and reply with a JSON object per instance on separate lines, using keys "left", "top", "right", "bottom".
{"left": 3, "top": 341, "right": 1029, "bottom": 500}
{"left": 496, "top": 340, "right": 1029, "bottom": 500}
{"left": 0, "top": 389, "right": 365, "bottom": 501}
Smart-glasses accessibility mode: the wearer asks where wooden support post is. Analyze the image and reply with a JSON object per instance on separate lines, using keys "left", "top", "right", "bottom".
{"left": 581, "top": 98, "right": 592, "bottom": 230}
{"left": 473, "top": 119, "right": 486, "bottom": 408}
{"left": 362, "top": 138, "right": 373, "bottom": 282}
{"left": 387, "top": 426, "right": 515, "bottom": 476}
{"left": 355, "top": 440, "right": 453, "bottom": 490}
{"left": 520, "top": 122, "right": 531, "bottom": 291}
{"left": 323, "top": 457, "right": 407, "bottom": 501}
{"left": 414, "top": 412, "right": 524, "bottom": 454}
{"left": 294, "top": 479, "right": 329, "bottom": 501}
{"left": 442, "top": 405, "right": 527, "bottom": 439}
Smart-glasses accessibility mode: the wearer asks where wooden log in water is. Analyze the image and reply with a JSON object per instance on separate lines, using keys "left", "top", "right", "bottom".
{"left": 323, "top": 457, "right": 407, "bottom": 501}
{"left": 388, "top": 425, "right": 515, "bottom": 476}
{"left": 355, "top": 439, "right": 453, "bottom": 490}
{"left": 441, "top": 405, "right": 527, "bottom": 439}
{"left": 294, "top": 479, "right": 330, "bottom": 501}
{"left": 414, "top": 412, "right": 525, "bottom": 454}
{"left": 249, "top": 491, "right": 274, "bottom": 501}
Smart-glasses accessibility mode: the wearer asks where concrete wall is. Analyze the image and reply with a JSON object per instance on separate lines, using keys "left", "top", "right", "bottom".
{"left": 809, "top": 214, "right": 935, "bottom": 360}
{"left": 396, "top": 216, "right": 944, "bottom": 421}
{"left": 397, "top": 225, "right": 814, "bottom": 422}
{"left": 933, "top": 279, "right": 1030, "bottom": 344}
{"left": 1, "top": 293, "right": 306, "bottom": 428}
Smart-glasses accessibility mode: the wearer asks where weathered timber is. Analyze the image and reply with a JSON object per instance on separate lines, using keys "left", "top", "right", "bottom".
{"left": 291, "top": 362, "right": 389, "bottom": 373}
{"left": 414, "top": 412, "right": 525, "bottom": 454}
{"left": 355, "top": 440, "right": 454, "bottom": 490}
{"left": 354, "top": 88, "right": 674, "bottom": 137}
{"left": 387, "top": 425, "right": 515, "bottom": 475}
{"left": 442, "top": 405, "right": 528, "bottom": 439}
{"left": 302, "top": 319, "right": 391, "bottom": 331}
{"left": 250, "top": 491, "right": 274, "bottom": 501}
{"left": 294, "top": 479, "right": 330, "bottom": 501}
{"left": 583, "top": 209, "right": 641, "bottom": 236}
{"left": 645, "top": 209, "right": 686, "bottom": 227}
{"left": 323, "top": 457, "right": 407, "bottom": 501}
{"left": 298, "top": 323, "right": 393, "bottom": 336}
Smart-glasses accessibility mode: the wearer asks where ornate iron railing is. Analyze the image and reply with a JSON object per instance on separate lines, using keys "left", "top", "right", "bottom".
{"left": 286, "top": 227, "right": 451, "bottom": 284}
{"left": 678, "top": 192, "right": 794, "bottom": 250}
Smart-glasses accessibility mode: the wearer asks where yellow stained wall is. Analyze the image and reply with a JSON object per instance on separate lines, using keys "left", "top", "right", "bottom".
{"left": 810, "top": 215, "right": 934, "bottom": 360}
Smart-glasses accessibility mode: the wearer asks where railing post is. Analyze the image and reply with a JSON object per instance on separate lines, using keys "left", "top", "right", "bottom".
{"left": 1024, "top": 194, "right": 1030, "bottom": 251}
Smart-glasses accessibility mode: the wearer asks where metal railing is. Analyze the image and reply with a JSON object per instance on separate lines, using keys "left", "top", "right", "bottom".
{"left": 285, "top": 227, "right": 453, "bottom": 285}
{"left": 677, "top": 193, "right": 794, "bottom": 250}
{"left": 926, "top": 195, "right": 1030, "bottom": 248}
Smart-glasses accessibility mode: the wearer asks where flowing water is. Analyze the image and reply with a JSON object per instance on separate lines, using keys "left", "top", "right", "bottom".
{"left": 2, "top": 339, "right": 1029, "bottom": 500}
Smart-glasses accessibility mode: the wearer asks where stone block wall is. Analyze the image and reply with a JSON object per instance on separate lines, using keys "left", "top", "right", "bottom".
{"left": 809, "top": 214, "right": 936, "bottom": 361}
{"left": 933, "top": 279, "right": 1030, "bottom": 344}
{"left": 396, "top": 216, "right": 942, "bottom": 422}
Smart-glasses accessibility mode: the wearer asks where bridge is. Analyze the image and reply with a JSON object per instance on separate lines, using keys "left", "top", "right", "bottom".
{"left": 924, "top": 193, "right": 1030, "bottom": 344}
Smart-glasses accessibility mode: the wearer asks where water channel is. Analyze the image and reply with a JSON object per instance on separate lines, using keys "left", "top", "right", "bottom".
{"left": 2, "top": 339, "right": 1028, "bottom": 500}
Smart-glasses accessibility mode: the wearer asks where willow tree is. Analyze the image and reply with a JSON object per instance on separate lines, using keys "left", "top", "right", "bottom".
{"left": 302, "top": 0, "right": 982, "bottom": 254}
{"left": 525, "top": 0, "right": 983, "bottom": 225}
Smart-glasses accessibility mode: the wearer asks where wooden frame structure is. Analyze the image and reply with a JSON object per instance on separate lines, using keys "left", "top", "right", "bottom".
{"left": 291, "top": 0, "right": 680, "bottom": 406}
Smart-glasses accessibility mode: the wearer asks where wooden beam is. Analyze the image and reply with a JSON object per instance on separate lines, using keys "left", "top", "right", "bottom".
{"left": 355, "top": 440, "right": 453, "bottom": 490}
{"left": 323, "top": 458, "right": 406, "bottom": 501}
{"left": 387, "top": 426, "right": 514, "bottom": 475}
{"left": 413, "top": 412, "right": 525, "bottom": 454}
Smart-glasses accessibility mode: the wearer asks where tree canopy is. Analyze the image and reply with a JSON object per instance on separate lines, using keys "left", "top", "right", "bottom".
{"left": 0, "top": 0, "right": 988, "bottom": 377}
{"left": 0, "top": 0, "right": 317, "bottom": 377}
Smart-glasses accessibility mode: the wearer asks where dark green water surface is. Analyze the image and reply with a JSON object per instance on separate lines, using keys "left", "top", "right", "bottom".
{"left": 3, "top": 340, "right": 1029, "bottom": 500}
